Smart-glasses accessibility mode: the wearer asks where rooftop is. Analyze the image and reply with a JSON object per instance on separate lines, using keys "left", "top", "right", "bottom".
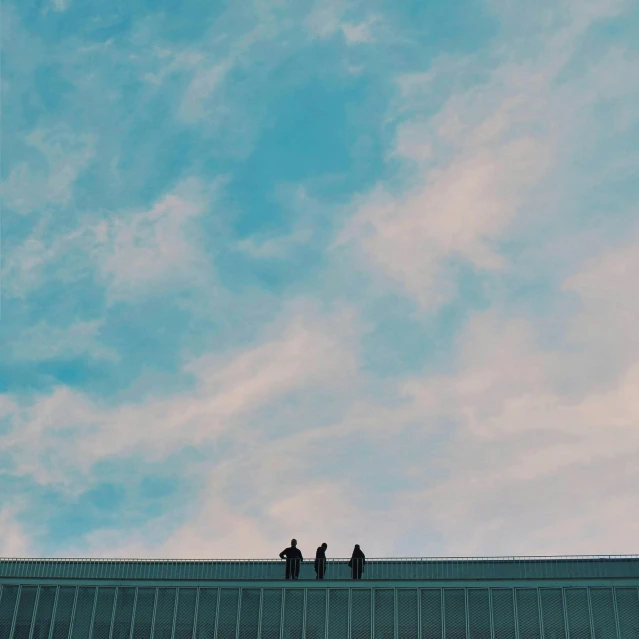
{"left": 2, "top": 555, "right": 639, "bottom": 582}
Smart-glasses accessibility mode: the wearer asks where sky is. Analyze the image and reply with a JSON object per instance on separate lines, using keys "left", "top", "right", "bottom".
{"left": 0, "top": 0, "right": 638, "bottom": 560}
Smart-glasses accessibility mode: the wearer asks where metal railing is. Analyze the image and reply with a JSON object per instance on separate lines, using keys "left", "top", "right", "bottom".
{"left": 2, "top": 555, "right": 639, "bottom": 582}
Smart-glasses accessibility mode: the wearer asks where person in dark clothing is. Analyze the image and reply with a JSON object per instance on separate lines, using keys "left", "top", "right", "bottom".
{"left": 314, "top": 543, "right": 328, "bottom": 579}
{"left": 279, "top": 539, "right": 303, "bottom": 579}
{"left": 348, "top": 544, "right": 365, "bottom": 580}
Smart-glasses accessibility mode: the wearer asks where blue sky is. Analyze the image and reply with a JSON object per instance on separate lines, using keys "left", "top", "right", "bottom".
{"left": 1, "top": 0, "right": 639, "bottom": 559}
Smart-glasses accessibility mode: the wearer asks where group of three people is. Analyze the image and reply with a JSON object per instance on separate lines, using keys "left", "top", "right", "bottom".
{"left": 279, "top": 539, "right": 366, "bottom": 580}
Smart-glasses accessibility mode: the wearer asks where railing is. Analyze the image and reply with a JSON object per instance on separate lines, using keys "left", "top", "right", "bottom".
{"left": 2, "top": 555, "right": 639, "bottom": 582}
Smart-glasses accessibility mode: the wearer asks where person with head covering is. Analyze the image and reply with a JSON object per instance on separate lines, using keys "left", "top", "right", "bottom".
{"left": 314, "top": 543, "right": 328, "bottom": 579}
{"left": 279, "top": 539, "right": 303, "bottom": 579}
{"left": 348, "top": 544, "right": 366, "bottom": 580}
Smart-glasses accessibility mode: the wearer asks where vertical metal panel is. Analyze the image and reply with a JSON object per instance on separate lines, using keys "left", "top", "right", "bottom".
{"left": 174, "top": 590, "right": 197, "bottom": 639}
{"left": 397, "top": 590, "right": 418, "bottom": 639}
{"left": 328, "top": 591, "right": 348, "bottom": 639}
{"left": 257, "top": 590, "right": 263, "bottom": 639}
{"left": 540, "top": 590, "right": 566, "bottom": 639}
{"left": 13, "top": 586, "right": 38, "bottom": 639}
{"left": 217, "top": 590, "right": 239, "bottom": 639}
{"left": 91, "top": 588, "right": 116, "bottom": 639}
{"left": 611, "top": 590, "right": 621, "bottom": 639}
{"left": 491, "top": 590, "right": 516, "bottom": 639}
{"left": 565, "top": 590, "right": 592, "bottom": 639}
{"left": 260, "top": 590, "right": 282, "bottom": 639}
{"left": 517, "top": 590, "right": 541, "bottom": 639}
{"left": 351, "top": 591, "right": 371, "bottom": 639}
{"left": 468, "top": 590, "right": 490, "bottom": 639}
{"left": 111, "top": 589, "right": 135, "bottom": 639}
{"left": 375, "top": 590, "right": 395, "bottom": 639}
{"left": 590, "top": 590, "right": 617, "bottom": 639}
{"left": 31, "top": 587, "right": 56, "bottom": 639}
{"left": 0, "top": 585, "right": 19, "bottom": 639}
{"left": 283, "top": 590, "right": 304, "bottom": 639}
{"left": 50, "top": 588, "right": 75, "bottom": 639}
{"left": 444, "top": 590, "right": 466, "bottom": 639}
{"left": 109, "top": 589, "right": 119, "bottom": 639}
{"left": 305, "top": 589, "right": 327, "bottom": 639}
{"left": 615, "top": 589, "right": 639, "bottom": 639}
{"left": 302, "top": 589, "right": 307, "bottom": 639}
{"left": 193, "top": 589, "right": 218, "bottom": 639}
{"left": 237, "top": 591, "right": 260, "bottom": 639}
{"left": 131, "top": 589, "right": 155, "bottom": 639}
{"left": 153, "top": 589, "right": 177, "bottom": 639}
{"left": 129, "top": 590, "right": 138, "bottom": 639}
{"left": 420, "top": 590, "right": 442, "bottom": 639}
{"left": 46, "top": 588, "right": 60, "bottom": 639}
{"left": 488, "top": 590, "right": 495, "bottom": 639}
{"left": 70, "top": 588, "right": 96, "bottom": 639}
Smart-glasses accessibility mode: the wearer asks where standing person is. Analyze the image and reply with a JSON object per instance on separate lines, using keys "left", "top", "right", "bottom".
{"left": 279, "top": 539, "right": 303, "bottom": 579}
{"left": 314, "top": 543, "right": 328, "bottom": 580}
{"left": 348, "top": 544, "right": 366, "bottom": 580}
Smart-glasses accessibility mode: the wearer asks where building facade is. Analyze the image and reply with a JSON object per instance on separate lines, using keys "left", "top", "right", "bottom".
{"left": 1, "top": 556, "right": 639, "bottom": 639}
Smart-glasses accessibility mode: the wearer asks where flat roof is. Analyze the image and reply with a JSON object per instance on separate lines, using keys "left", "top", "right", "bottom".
{"left": 2, "top": 555, "right": 639, "bottom": 582}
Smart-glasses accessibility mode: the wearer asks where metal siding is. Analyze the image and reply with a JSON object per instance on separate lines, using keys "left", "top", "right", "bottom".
{"left": 566, "top": 590, "right": 592, "bottom": 639}
{"left": 50, "top": 587, "right": 75, "bottom": 639}
{"left": 31, "top": 587, "right": 56, "bottom": 639}
{"left": 590, "top": 590, "right": 617, "bottom": 639}
{"left": 0, "top": 586, "right": 19, "bottom": 639}
{"left": 305, "top": 589, "right": 327, "bottom": 639}
{"left": 328, "top": 590, "right": 348, "bottom": 639}
{"left": 217, "top": 590, "right": 239, "bottom": 639}
{"left": 283, "top": 590, "right": 304, "bottom": 639}
{"left": 193, "top": 589, "right": 218, "bottom": 639}
{"left": 131, "top": 589, "right": 155, "bottom": 639}
{"left": 91, "top": 588, "right": 116, "bottom": 639}
{"left": 444, "top": 590, "right": 466, "bottom": 639}
{"left": 468, "top": 590, "right": 490, "bottom": 639}
{"left": 152, "top": 590, "right": 176, "bottom": 639}
{"left": 260, "top": 590, "right": 282, "bottom": 639}
{"left": 615, "top": 589, "right": 639, "bottom": 639}
{"left": 492, "top": 590, "right": 516, "bottom": 639}
{"left": 111, "top": 588, "right": 135, "bottom": 639}
{"left": 2, "top": 581, "right": 639, "bottom": 639}
{"left": 351, "top": 590, "right": 372, "bottom": 639}
{"left": 12, "top": 586, "right": 38, "bottom": 639}
{"left": 375, "top": 590, "right": 395, "bottom": 639}
{"left": 238, "top": 590, "right": 260, "bottom": 639}
{"left": 420, "top": 590, "right": 443, "bottom": 639}
{"left": 174, "top": 590, "right": 197, "bottom": 639}
{"left": 539, "top": 590, "right": 566, "bottom": 639}
{"left": 397, "top": 590, "right": 418, "bottom": 639}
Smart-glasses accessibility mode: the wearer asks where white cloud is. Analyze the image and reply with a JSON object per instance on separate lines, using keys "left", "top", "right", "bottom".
{"left": 3, "top": 177, "right": 221, "bottom": 302}
{"left": 50, "top": 0, "right": 71, "bottom": 12}
{"left": 341, "top": 17, "right": 378, "bottom": 44}
{"left": 3, "top": 320, "right": 119, "bottom": 363}
{"left": 0, "top": 306, "right": 359, "bottom": 493}
{"left": 2, "top": 126, "right": 95, "bottom": 214}
{"left": 0, "top": 508, "right": 32, "bottom": 557}
{"left": 337, "top": 1, "right": 638, "bottom": 310}
{"left": 96, "top": 177, "right": 221, "bottom": 300}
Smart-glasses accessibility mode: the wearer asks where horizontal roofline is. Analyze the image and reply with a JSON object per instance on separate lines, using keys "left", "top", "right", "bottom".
{"left": 2, "top": 554, "right": 639, "bottom": 562}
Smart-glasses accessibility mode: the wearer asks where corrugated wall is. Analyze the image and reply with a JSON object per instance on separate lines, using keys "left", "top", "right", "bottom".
{"left": 0, "top": 585, "right": 638, "bottom": 639}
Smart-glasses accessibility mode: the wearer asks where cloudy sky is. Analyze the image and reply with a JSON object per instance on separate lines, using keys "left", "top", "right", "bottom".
{"left": 1, "top": 0, "right": 638, "bottom": 560}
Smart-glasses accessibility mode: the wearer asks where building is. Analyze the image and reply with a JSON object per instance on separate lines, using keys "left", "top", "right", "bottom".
{"left": 1, "top": 555, "right": 639, "bottom": 639}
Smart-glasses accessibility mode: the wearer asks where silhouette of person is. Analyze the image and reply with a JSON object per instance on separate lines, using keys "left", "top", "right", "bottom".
{"left": 279, "top": 539, "right": 303, "bottom": 579}
{"left": 348, "top": 544, "right": 366, "bottom": 580}
{"left": 314, "top": 543, "right": 328, "bottom": 580}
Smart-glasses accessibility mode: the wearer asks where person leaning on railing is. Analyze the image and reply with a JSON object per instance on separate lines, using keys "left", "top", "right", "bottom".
{"left": 279, "top": 539, "right": 303, "bottom": 579}
{"left": 349, "top": 544, "right": 366, "bottom": 580}
{"left": 315, "top": 543, "right": 328, "bottom": 579}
